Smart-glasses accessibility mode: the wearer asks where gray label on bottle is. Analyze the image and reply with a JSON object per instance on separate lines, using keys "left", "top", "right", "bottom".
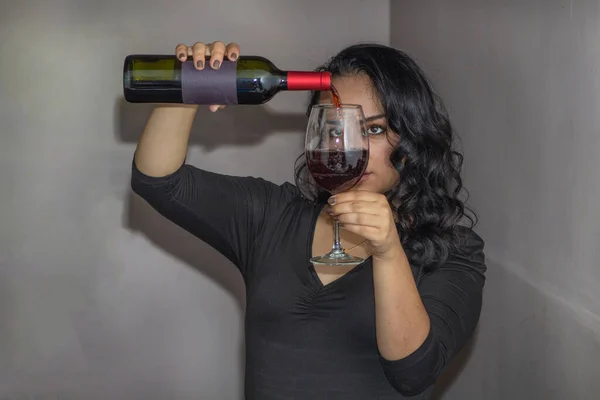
{"left": 181, "top": 61, "right": 238, "bottom": 105}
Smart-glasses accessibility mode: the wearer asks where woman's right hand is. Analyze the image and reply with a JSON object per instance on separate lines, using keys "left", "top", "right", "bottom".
{"left": 175, "top": 41, "right": 241, "bottom": 112}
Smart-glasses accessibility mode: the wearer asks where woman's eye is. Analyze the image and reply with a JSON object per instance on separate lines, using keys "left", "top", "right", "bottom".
{"left": 328, "top": 127, "right": 343, "bottom": 137}
{"left": 367, "top": 125, "right": 385, "bottom": 135}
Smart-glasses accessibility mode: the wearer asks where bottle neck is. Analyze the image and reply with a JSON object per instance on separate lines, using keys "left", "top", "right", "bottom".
{"left": 284, "top": 71, "right": 331, "bottom": 91}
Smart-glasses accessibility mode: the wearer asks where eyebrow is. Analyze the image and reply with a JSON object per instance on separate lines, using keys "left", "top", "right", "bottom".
{"left": 365, "top": 114, "right": 386, "bottom": 122}
{"left": 324, "top": 114, "right": 386, "bottom": 125}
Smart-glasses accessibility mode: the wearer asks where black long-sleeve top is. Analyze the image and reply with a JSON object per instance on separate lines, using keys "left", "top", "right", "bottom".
{"left": 130, "top": 160, "right": 487, "bottom": 399}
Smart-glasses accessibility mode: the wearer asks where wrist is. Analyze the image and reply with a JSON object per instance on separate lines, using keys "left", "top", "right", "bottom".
{"left": 372, "top": 240, "right": 405, "bottom": 263}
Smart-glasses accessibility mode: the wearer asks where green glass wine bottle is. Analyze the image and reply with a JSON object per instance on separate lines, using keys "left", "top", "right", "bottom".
{"left": 123, "top": 54, "right": 331, "bottom": 104}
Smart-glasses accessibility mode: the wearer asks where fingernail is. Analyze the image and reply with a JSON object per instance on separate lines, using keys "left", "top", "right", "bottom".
{"left": 230, "top": 53, "right": 237, "bottom": 60}
{"left": 213, "top": 60, "right": 221, "bottom": 68}
{"left": 328, "top": 196, "right": 336, "bottom": 205}
{"left": 179, "top": 53, "right": 186, "bottom": 60}
{"left": 196, "top": 60, "right": 203, "bottom": 69}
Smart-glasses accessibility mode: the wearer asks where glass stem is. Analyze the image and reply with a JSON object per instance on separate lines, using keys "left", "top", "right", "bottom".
{"left": 331, "top": 220, "right": 343, "bottom": 254}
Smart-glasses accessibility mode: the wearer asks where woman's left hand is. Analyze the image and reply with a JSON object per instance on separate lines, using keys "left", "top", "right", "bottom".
{"left": 327, "top": 191, "right": 402, "bottom": 260}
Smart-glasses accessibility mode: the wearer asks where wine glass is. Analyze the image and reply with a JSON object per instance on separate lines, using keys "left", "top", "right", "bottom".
{"left": 305, "top": 104, "right": 369, "bottom": 266}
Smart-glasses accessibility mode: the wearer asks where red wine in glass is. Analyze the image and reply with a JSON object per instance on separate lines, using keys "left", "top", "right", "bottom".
{"left": 306, "top": 149, "right": 368, "bottom": 194}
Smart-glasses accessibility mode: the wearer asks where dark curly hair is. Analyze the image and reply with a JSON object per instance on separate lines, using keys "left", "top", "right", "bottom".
{"left": 294, "top": 43, "right": 477, "bottom": 269}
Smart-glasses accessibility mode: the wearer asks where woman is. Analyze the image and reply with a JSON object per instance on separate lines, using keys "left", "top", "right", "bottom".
{"left": 131, "top": 40, "right": 486, "bottom": 399}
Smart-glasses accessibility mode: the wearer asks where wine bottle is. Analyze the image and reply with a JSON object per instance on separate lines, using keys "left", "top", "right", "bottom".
{"left": 122, "top": 54, "right": 331, "bottom": 104}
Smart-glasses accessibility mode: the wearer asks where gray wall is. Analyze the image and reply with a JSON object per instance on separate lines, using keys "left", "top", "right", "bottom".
{"left": 391, "top": 1, "right": 600, "bottom": 399}
{"left": 0, "top": 1, "right": 389, "bottom": 398}
{"left": 3, "top": 1, "right": 598, "bottom": 398}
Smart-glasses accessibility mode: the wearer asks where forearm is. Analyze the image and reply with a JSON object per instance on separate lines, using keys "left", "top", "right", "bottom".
{"left": 134, "top": 104, "right": 199, "bottom": 177}
{"left": 373, "top": 244, "right": 430, "bottom": 361}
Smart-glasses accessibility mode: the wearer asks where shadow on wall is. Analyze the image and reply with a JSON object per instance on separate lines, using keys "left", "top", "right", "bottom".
{"left": 431, "top": 327, "right": 479, "bottom": 399}
{"left": 114, "top": 97, "right": 309, "bottom": 308}
{"left": 114, "top": 97, "right": 310, "bottom": 150}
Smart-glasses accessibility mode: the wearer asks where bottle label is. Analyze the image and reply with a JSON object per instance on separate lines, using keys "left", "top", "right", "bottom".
{"left": 181, "top": 61, "right": 238, "bottom": 105}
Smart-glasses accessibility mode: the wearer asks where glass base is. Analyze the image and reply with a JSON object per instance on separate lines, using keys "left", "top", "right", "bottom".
{"left": 310, "top": 250, "right": 365, "bottom": 266}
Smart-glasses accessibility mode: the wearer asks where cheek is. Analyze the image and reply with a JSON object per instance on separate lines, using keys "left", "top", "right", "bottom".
{"left": 369, "top": 141, "right": 395, "bottom": 169}
{"left": 369, "top": 141, "right": 401, "bottom": 184}
{"left": 366, "top": 156, "right": 388, "bottom": 182}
